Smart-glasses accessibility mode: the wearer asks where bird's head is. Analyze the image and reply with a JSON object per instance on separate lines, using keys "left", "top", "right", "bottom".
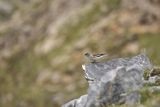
{"left": 84, "top": 52, "right": 91, "bottom": 57}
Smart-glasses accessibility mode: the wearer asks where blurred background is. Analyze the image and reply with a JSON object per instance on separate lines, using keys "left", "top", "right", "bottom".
{"left": 0, "top": 0, "right": 160, "bottom": 107}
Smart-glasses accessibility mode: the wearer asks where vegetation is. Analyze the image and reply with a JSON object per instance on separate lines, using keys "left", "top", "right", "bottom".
{"left": 0, "top": 0, "right": 159, "bottom": 107}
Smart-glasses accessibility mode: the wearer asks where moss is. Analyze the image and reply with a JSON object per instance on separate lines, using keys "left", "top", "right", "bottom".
{"left": 140, "top": 86, "right": 160, "bottom": 104}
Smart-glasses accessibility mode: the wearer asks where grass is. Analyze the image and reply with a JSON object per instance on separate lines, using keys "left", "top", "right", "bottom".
{"left": 139, "top": 33, "right": 160, "bottom": 65}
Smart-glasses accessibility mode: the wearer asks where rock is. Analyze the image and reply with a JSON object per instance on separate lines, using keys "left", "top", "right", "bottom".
{"left": 62, "top": 95, "right": 88, "bottom": 107}
{"left": 62, "top": 53, "right": 153, "bottom": 107}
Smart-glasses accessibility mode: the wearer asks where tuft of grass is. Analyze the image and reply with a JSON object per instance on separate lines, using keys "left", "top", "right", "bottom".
{"left": 139, "top": 33, "right": 160, "bottom": 65}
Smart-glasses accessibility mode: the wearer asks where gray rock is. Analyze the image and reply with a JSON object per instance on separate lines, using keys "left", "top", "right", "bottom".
{"left": 62, "top": 53, "right": 153, "bottom": 107}
{"left": 62, "top": 95, "right": 88, "bottom": 107}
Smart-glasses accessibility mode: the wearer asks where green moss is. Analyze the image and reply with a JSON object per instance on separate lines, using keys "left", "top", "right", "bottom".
{"left": 140, "top": 86, "right": 160, "bottom": 104}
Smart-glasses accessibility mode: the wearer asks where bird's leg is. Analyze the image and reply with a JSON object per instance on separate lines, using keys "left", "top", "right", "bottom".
{"left": 91, "top": 59, "right": 96, "bottom": 63}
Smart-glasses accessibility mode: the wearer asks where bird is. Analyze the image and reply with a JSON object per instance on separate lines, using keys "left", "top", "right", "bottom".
{"left": 84, "top": 52, "right": 108, "bottom": 63}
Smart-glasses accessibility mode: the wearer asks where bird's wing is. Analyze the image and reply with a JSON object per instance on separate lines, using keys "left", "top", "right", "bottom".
{"left": 93, "top": 54, "right": 107, "bottom": 57}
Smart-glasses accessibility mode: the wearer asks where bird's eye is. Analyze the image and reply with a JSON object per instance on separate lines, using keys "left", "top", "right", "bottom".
{"left": 84, "top": 53, "right": 88, "bottom": 55}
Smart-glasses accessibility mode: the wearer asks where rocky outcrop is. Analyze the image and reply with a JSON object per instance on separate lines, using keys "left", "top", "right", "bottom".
{"left": 63, "top": 53, "right": 153, "bottom": 107}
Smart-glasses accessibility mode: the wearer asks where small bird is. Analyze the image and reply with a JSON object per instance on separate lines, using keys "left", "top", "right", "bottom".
{"left": 84, "top": 52, "right": 108, "bottom": 63}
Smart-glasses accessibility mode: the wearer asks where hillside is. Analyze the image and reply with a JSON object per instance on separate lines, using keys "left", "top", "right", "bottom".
{"left": 0, "top": 0, "right": 160, "bottom": 107}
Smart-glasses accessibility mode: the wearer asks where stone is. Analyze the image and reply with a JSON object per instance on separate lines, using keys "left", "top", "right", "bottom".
{"left": 62, "top": 53, "right": 153, "bottom": 107}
